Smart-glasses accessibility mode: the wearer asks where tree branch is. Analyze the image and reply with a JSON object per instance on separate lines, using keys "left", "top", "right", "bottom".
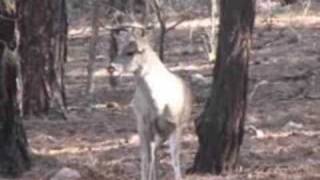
{"left": 166, "top": 16, "right": 188, "bottom": 32}
{"left": 151, "top": 0, "right": 166, "bottom": 29}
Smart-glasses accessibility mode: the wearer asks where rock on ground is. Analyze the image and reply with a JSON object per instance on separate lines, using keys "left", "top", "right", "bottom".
{"left": 50, "top": 167, "right": 81, "bottom": 180}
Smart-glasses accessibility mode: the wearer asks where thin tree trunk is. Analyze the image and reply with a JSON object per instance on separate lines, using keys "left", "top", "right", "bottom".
{"left": 188, "top": 0, "right": 255, "bottom": 175}
{"left": 209, "top": 0, "right": 219, "bottom": 62}
{"left": 86, "top": 0, "right": 100, "bottom": 95}
{"left": 16, "top": 0, "right": 68, "bottom": 117}
{"left": 151, "top": 0, "right": 166, "bottom": 61}
{"left": 54, "top": 0, "right": 68, "bottom": 109}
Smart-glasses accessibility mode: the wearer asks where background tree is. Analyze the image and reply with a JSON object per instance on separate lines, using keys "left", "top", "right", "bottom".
{"left": 188, "top": 0, "right": 256, "bottom": 174}
{"left": 16, "top": 0, "right": 68, "bottom": 117}
{"left": 200, "top": 0, "right": 220, "bottom": 62}
{"left": 86, "top": 0, "right": 100, "bottom": 95}
{"left": 0, "top": 1, "right": 31, "bottom": 177}
{"left": 150, "top": 0, "right": 188, "bottom": 61}
{"left": 209, "top": 0, "right": 219, "bottom": 62}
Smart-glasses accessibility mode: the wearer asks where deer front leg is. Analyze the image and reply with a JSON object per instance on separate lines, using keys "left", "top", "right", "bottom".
{"left": 169, "top": 128, "right": 183, "bottom": 180}
{"left": 149, "top": 135, "right": 161, "bottom": 180}
{"left": 136, "top": 115, "right": 151, "bottom": 180}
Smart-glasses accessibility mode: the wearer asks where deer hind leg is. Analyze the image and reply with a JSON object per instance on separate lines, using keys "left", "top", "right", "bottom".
{"left": 169, "top": 127, "right": 183, "bottom": 180}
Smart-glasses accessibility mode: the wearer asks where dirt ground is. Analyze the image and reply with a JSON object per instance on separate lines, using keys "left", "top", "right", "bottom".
{"left": 4, "top": 2, "right": 320, "bottom": 180}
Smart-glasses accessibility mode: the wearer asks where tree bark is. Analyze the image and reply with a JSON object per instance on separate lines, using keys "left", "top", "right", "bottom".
{"left": 16, "top": 0, "right": 68, "bottom": 117}
{"left": 188, "top": 0, "right": 255, "bottom": 175}
{"left": 0, "top": 10, "right": 31, "bottom": 177}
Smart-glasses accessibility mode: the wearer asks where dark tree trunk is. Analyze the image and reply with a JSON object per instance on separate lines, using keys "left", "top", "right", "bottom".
{"left": 0, "top": 10, "right": 31, "bottom": 177}
{"left": 16, "top": 0, "right": 68, "bottom": 117}
{"left": 188, "top": 0, "right": 255, "bottom": 175}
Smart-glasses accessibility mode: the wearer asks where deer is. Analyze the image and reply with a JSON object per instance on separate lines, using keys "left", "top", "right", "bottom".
{"left": 107, "top": 28, "right": 192, "bottom": 180}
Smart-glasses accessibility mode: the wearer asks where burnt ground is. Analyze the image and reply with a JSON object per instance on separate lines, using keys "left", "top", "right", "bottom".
{"left": 3, "top": 3, "right": 320, "bottom": 180}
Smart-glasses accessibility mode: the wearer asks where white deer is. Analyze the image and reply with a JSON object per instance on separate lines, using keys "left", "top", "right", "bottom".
{"left": 108, "top": 31, "right": 192, "bottom": 180}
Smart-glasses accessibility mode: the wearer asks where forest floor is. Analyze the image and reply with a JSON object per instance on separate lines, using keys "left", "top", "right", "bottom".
{"left": 4, "top": 2, "right": 320, "bottom": 180}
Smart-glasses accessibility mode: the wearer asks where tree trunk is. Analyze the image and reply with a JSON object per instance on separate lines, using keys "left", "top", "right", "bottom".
{"left": 151, "top": 0, "right": 166, "bottom": 61}
{"left": 0, "top": 10, "right": 31, "bottom": 177}
{"left": 16, "top": 0, "right": 68, "bottom": 117}
{"left": 86, "top": 0, "right": 100, "bottom": 95}
{"left": 188, "top": 0, "right": 255, "bottom": 175}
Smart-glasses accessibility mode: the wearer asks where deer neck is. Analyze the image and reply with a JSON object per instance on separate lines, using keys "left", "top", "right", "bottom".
{"left": 135, "top": 47, "right": 168, "bottom": 79}
{"left": 134, "top": 48, "right": 173, "bottom": 98}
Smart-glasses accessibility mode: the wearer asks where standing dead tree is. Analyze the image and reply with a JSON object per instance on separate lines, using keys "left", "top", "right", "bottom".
{"left": 188, "top": 0, "right": 256, "bottom": 175}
